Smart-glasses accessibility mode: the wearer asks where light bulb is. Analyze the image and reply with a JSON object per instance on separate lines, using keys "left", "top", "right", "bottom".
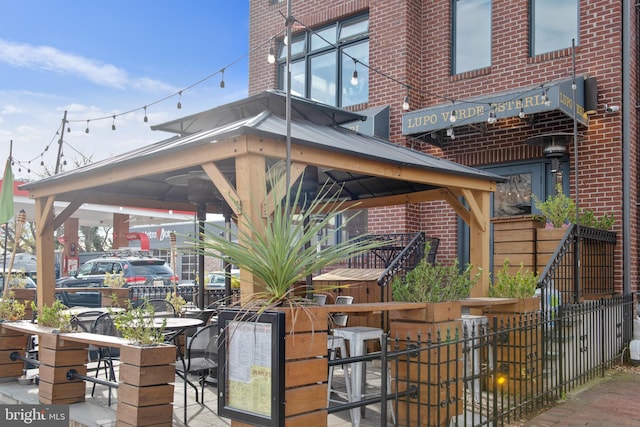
{"left": 85, "top": 120, "right": 90, "bottom": 134}
{"left": 111, "top": 115, "right": 116, "bottom": 131}
{"left": 519, "top": 107, "right": 526, "bottom": 119}
{"left": 267, "top": 46, "right": 276, "bottom": 64}
{"left": 283, "top": 35, "right": 288, "bottom": 46}
{"left": 402, "top": 95, "right": 410, "bottom": 111}
{"left": 351, "top": 70, "right": 358, "bottom": 86}
{"left": 177, "top": 91, "right": 182, "bottom": 109}
{"left": 449, "top": 109, "right": 457, "bottom": 123}
{"left": 487, "top": 109, "right": 497, "bottom": 124}
{"left": 143, "top": 107, "right": 148, "bottom": 123}
{"left": 542, "top": 89, "right": 551, "bottom": 106}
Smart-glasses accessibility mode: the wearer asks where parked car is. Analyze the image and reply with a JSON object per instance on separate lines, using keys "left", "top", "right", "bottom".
{"left": 56, "top": 252, "right": 177, "bottom": 288}
{"left": 0, "top": 271, "right": 37, "bottom": 291}
{"left": 206, "top": 270, "right": 240, "bottom": 289}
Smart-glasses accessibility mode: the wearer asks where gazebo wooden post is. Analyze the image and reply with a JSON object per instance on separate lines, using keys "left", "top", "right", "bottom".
{"left": 234, "top": 151, "right": 267, "bottom": 301}
{"left": 468, "top": 190, "right": 491, "bottom": 297}
{"left": 35, "top": 197, "right": 57, "bottom": 309}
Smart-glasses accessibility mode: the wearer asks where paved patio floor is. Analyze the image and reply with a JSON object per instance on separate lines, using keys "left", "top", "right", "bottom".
{"left": 0, "top": 363, "right": 389, "bottom": 427}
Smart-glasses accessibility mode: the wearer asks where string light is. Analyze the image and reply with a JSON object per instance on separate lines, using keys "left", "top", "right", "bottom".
{"left": 219, "top": 68, "right": 225, "bottom": 89}
{"left": 542, "top": 89, "right": 551, "bottom": 106}
{"left": 85, "top": 120, "right": 90, "bottom": 134}
{"left": 267, "top": 45, "right": 276, "bottom": 64}
{"left": 111, "top": 115, "right": 116, "bottom": 131}
{"left": 519, "top": 100, "right": 526, "bottom": 119}
{"left": 351, "top": 59, "right": 359, "bottom": 86}
{"left": 487, "top": 107, "right": 497, "bottom": 124}
{"left": 449, "top": 108, "right": 457, "bottom": 123}
{"left": 446, "top": 127, "right": 455, "bottom": 140}
{"left": 177, "top": 91, "right": 182, "bottom": 109}
{"left": 143, "top": 106, "right": 148, "bottom": 123}
{"left": 402, "top": 89, "right": 410, "bottom": 111}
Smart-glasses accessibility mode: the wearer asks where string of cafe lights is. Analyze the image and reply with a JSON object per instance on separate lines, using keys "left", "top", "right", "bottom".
{"left": 284, "top": 15, "right": 563, "bottom": 140}
{"left": 10, "top": 28, "right": 285, "bottom": 175}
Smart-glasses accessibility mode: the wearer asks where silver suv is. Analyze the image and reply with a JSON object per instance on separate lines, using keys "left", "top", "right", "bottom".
{"left": 56, "top": 250, "right": 176, "bottom": 288}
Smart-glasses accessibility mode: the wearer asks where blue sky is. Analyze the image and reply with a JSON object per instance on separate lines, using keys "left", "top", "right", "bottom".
{"left": 0, "top": 1, "right": 253, "bottom": 180}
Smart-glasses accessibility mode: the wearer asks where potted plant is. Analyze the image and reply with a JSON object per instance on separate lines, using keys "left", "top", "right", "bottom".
{"left": 390, "top": 243, "right": 480, "bottom": 323}
{"left": 112, "top": 303, "right": 166, "bottom": 346}
{"left": 104, "top": 271, "right": 126, "bottom": 288}
{"left": 32, "top": 300, "right": 74, "bottom": 332}
{"left": 487, "top": 259, "right": 540, "bottom": 313}
{"left": 0, "top": 291, "right": 27, "bottom": 322}
{"left": 165, "top": 292, "right": 187, "bottom": 315}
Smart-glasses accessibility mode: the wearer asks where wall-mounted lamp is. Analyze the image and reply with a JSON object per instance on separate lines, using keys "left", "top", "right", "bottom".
{"left": 584, "top": 77, "right": 598, "bottom": 115}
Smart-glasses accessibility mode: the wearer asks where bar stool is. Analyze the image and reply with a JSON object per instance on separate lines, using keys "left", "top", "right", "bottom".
{"left": 327, "top": 334, "right": 352, "bottom": 404}
{"left": 332, "top": 326, "right": 394, "bottom": 427}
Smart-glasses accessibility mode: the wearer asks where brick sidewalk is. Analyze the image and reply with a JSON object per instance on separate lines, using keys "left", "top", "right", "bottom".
{"left": 522, "top": 370, "right": 640, "bottom": 426}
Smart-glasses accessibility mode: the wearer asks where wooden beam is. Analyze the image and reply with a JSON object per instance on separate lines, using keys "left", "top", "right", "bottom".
{"left": 35, "top": 198, "right": 56, "bottom": 308}
{"left": 26, "top": 140, "right": 244, "bottom": 199}
{"left": 35, "top": 196, "right": 56, "bottom": 237}
{"left": 468, "top": 191, "right": 491, "bottom": 297}
{"left": 50, "top": 199, "right": 83, "bottom": 232}
{"left": 263, "top": 163, "right": 305, "bottom": 217}
{"left": 441, "top": 189, "right": 471, "bottom": 225}
{"left": 246, "top": 136, "right": 497, "bottom": 192}
{"left": 201, "top": 161, "right": 240, "bottom": 215}
{"left": 461, "top": 188, "right": 487, "bottom": 232}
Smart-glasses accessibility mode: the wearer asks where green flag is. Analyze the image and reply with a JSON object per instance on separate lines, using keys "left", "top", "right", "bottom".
{"left": 0, "top": 158, "right": 14, "bottom": 224}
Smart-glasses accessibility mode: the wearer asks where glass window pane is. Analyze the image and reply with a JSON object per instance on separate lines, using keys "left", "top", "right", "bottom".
{"left": 339, "top": 16, "right": 369, "bottom": 41}
{"left": 278, "top": 36, "right": 306, "bottom": 60}
{"left": 341, "top": 41, "right": 369, "bottom": 107}
{"left": 494, "top": 173, "right": 532, "bottom": 217}
{"left": 279, "top": 60, "right": 306, "bottom": 97}
{"left": 310, "top": 51, "right": 337, "bottom": 105}
{"left": 532, "top": 0, "right": 578, "bottom": 55}
{"left": 454, "top": 0, "right": 492, "bottom": 74}
{"left": 311, "top": 26, "right": 337, "bottom": 51}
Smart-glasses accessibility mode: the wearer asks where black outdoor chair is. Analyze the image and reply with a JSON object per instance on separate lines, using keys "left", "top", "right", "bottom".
{"left": 90, "top": 312, "right": 121, "bottom": 405}
{"left": 140, "top": 299, "right": 177, "bottom": 317}
{"left": 175, "top": 322, "right": 219, "bottom": 424}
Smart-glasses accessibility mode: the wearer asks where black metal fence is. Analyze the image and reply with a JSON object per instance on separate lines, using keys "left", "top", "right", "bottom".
{"left": 127, "top": 285, "right": 240, "bottom": 308}
{"left": 328, "top": 295, "right": 633, "bottom": 426}
{"left": 538, "top": 224, "right": 617, "bottom": 305}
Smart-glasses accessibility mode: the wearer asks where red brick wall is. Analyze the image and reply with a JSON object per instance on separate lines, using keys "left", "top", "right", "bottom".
{"left": 248, "top": 0, "right": 637, "bottom": 293}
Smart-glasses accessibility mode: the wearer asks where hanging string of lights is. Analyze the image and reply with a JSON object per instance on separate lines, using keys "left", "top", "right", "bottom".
{"left": 9, "top": 28, "right": 285, "bottom": 174}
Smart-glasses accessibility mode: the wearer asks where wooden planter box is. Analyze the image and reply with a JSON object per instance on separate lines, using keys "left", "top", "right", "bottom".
{"left": 389, "top": 302, "right": 463, "bottom": 427}
{"left": 0, "top": 324, "right": 28, "bottom": 378}
{"left": 117, "top": 343, "right": 176, "bottom": 427}
{"left": 483, "top": 297, "right": 541, "bottom": 314}
{"left": 389, "top": 301, "right": 462, "bottom": 323}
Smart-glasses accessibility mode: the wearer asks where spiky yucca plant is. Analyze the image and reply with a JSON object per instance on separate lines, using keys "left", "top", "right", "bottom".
{"left": 199, "top": 168, "right": 388, "bottom": 310}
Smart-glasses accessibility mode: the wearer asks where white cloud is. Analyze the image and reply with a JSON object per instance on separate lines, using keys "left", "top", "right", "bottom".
{"left": 0, "top": 39, "right": 176, "bottom": 92}
{"left": 1, "top": 104, "right": 21, "bottom": 114}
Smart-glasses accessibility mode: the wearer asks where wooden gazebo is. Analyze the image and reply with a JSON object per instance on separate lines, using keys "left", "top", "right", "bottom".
{"left": 20, "top": 90, "right": 503, "bottom": 309}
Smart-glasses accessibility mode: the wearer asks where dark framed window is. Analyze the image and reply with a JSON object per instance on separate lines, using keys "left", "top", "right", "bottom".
{"left": 277, "top": 14, "right": 369, "bottom": 107}
{"left": 531, "top": 0, "right": 578, "bottom": 56}
{"left": 452, "top": 0, "right": 492, "bottom": 74}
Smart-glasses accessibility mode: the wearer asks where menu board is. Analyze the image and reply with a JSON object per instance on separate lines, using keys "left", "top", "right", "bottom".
{"left": 218, "top": 310, "right": 285, "bottom": 426}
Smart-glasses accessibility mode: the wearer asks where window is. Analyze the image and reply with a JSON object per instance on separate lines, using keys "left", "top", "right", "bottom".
{"left": 278, "top": 15, "right": 369, "bottom": 107}
{"left": 453, "top": 0, "right": 492, "bottom": 74}
{"left": 531, "top": 0, "right": 578, "bottom": 55}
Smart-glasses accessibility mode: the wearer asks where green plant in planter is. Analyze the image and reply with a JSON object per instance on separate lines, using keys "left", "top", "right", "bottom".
{"left": 0, "top": 291, "right": 27, "bottom": 321}
{"left": 32, "top": 300, "right": 74, "bottom": 332}
{"left": 533, "top": 183, "right": 615, "bottom": 230}
{"left": 199, "top": 167, "right": 389, "bottom": 311}
{"left": 489, "top": 259, "right": 538, "bottom": 299}
{"left": 165, "top": 292, "right": 187, "bottom": 314}
{"left": 111, "top": 303, "right": 166, "bottom": 346}
{"left": 392, "top": 248, "right": 479, "bottom": 303}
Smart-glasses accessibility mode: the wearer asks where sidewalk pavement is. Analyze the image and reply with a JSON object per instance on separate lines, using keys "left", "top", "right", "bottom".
{"left": 521, "top": 369, "right": 640, "bottom": 427}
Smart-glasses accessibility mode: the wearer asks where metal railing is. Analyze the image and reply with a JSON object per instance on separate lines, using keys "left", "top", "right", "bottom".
{"left": 127, "top": 285, "right": 240, "bottom": 308}
{"left": 327, "top": 295, "right": 633, "bottom": 426}
{"left": 538, "top": 224, "right": 617, "bottom": 305}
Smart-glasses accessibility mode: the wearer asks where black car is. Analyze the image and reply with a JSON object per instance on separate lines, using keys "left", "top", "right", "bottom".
{"left": 56, "top": 254, "right": 177, "bottom": 288}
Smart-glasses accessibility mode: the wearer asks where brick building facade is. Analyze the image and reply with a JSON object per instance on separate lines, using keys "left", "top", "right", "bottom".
{"left": 248, "top": 0, "right": 638, "bottom": 294}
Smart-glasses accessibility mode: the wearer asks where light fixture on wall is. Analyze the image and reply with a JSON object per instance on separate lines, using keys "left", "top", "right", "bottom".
{"left": 605, "top": 104, "right": 620, "bottom": 113}
{"left": 584, "top": 77, "right": 598, "bottom": 115}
